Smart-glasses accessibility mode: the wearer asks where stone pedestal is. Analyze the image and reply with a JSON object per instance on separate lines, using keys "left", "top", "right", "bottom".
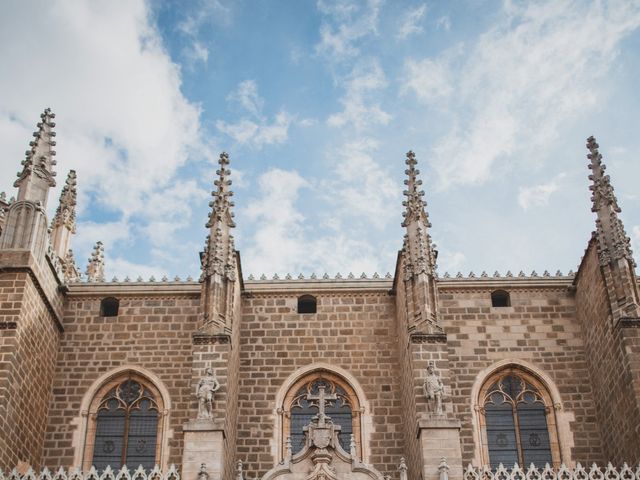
{"left": 182, "top": 419, "right": 226, "bottom": 480}
{"left": 417, "top": 415, "right": 462, "bottom": 480}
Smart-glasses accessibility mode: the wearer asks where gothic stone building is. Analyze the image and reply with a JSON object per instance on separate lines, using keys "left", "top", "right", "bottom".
{"left": 1, "top": 109, "right": 640, "bottom": 480}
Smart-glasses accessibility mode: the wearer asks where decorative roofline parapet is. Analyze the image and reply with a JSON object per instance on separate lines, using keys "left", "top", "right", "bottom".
{"left": 0, "top": 465, "right": 180, "bottom": 480}
{"left": 463, "top": 462, "right": 640, "bottom": 480}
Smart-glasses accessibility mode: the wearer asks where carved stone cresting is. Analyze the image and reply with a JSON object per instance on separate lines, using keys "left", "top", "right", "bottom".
{"left": 85, "top": 241, "right": 105, "bottom": 282}
{"left": 424, "top": 362, "right": 445, "bottom": 415}
{"left": 400, "top": 151, "right": 442, "bottom": 335}
{"left": 200, "top": 152, "right": 238, "bottom": 333}
{"left": 196, "top": 367, "right": 220, "bottom": 420}
{"left": 586, "top": 136, "right": 640, "bottom": 320}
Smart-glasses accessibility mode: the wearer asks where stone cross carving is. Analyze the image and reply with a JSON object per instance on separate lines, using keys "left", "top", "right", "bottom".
{"left": 196, "top": 367, "right": 220, "bottom": 420}
{"left": 307, "top": 384, "right": 336, "bottom": 426}
{"left": 423, "top": 362, "right": 445, "bottom": 415}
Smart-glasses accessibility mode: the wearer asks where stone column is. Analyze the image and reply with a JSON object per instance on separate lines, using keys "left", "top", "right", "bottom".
{"left": 418, "top": 416, "right": 462, "bottom": 480}
{"left": 182, "top": 419, "right": 226, "bottom": 480}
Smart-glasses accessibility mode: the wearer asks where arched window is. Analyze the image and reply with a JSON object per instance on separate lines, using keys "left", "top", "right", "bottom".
{"left": 84, "top": 372, "right": 165, "bottom": 471}
{"left": 282, "top": 370, "right": 361, "bottom": 458}
{"left": 479, "top": 368, "right": 560, "bottom": 468}
{"left": 297, "top": 295, "right": 317, "bottom": 314}
{"left": 100, "top": 297, "right": 120, "bottom": 317}
{"left": 491, "top": 290, "right": 510, "bottom": 307}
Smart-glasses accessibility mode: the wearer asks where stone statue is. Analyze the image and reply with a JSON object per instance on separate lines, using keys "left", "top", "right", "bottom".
{"left": 196, "top": 367, "right": 220, "bottom": 420}
{"left": 423, "top": 361, "right": 445, "bottom": 415}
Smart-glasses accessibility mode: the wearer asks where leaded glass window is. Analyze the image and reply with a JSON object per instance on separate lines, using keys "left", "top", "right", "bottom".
{"left": 482, "top": 374, "right": 552, "bottom": 468}
{"left": 289, "top": 378, "right": 353, "bottom": 454}
{"left": 92, "top": 378, "right": 159, "bottom": 471}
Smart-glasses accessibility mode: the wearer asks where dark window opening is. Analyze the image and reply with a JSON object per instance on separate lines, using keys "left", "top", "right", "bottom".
{"left": 491, "top": 290, "right": 511, "bottom": 308}
{"left": 100, "top": 297, "right": 120, "bottom": 317}
{"left": 484, "top": 374, "right": 552, "bottom": 469}
{"left": 298, "top": 295, "right": 317, "bottom": 314}
{"left": 92, "top": 378, "right": 159, "bottom": 471}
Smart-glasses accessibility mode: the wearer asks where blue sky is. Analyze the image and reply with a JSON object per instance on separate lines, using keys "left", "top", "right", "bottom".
{"left": 2, "top": 0, "right": 640, "bottom": 279}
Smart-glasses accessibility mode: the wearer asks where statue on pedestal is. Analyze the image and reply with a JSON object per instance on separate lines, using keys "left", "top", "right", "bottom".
{"left": 197, "top": 367, "right": 220, "bottom": 420}
{"left": 423, "top": 361, "right": 445, "bottom": 415}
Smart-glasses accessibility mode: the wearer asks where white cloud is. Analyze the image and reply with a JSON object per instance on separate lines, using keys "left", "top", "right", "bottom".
{"left": 633, "top": 226, "right": 640, "bottom": 255}
{"left": 518, "top": 173, "right": 566, "bottom": 210}
{"left": 217, "top": 112, "right": 292, "bottom": 149}
{"left": 241, "top": 168, "right": 392, "bottom": 276}
{"left": 438, "top": 250, "right": 466, "bottom": 273}
{"left": 397, "top": 4, "right": 427, "bottom": 39}
{"left": 401, "top": 0, "right": 640, "bottom": 187}
{"left": 322, "top": 138, "right": 398, "bottom": 229}
{"left": 227, "top": 80, "right": 264, "bottom": 118}
{"left": 182, "top": 41, "right": 210, "bottom": 67}
{"left": 327, "top": 60, "right": 391, "bottom": 131}
{"left": 217, "top": 80, "right": 294, "bottom": 149}
{"left": 402, "top": 58, "right": 452, "bottom": 102}
{"left": 436, "top": 15, "right": 451, "bottom": 31}
{"left": 316, "top": 0, "right": 382, "bottom": 60}
{"left": 0, "top": 1, "right": 206, "bottom": 218}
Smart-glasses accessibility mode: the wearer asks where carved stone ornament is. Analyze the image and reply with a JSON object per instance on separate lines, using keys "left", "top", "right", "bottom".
{"left": 260, "top": 386, "right": 385, "bottom": 480}
{"left": 196, "top": 367, "right": 220, "bottom": 420}
{"left": 423, "top": 361, "right": 445, "bottom": 415}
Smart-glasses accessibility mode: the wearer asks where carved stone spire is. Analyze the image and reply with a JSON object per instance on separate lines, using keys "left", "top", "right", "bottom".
{"left": 15, "top": 108, "right": 58, "bottom": 207}
{"left": 0, "top": 109, "right": 57, "bottom": 255}
{"left": 50, "top": 170, "right": 77, "bottom": 262}
{"left": 400, "top": 151, "right": 441, "bottom": 333}
{"left": 62, "top": 249, "right": 81, "bottom": 283}
{"left": 587, "top": 137, "right": 635, "bottom": 266}
{"left": 586, "top": 136, "right": 640, "bottom": 320}
{"left": 86, "top": 241, "right": 105, "bottom": 282}
{"left": 199, "top": 152, "right": 238, "bottom": 331}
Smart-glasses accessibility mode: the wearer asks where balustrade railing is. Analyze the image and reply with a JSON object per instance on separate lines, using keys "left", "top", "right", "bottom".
{"left": 0, "top": 466, "right": 180, "bottom": 480}
{"left": 464, "top": 463, "right": 640, "bottom": 480}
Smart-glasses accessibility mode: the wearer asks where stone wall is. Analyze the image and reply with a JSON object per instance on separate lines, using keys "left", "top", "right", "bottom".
{"left": 575, "top": 240, "right": 640, "bottom": 464}
{"left": 42, "top": 287, "right": 200, "bottom": 469}
{"left": 0, "top": 270, "right": 61, "bottom": 468}
{"left": 236, "top": 284, "right": 404, "bottom": 478}
{"left": 438, "top": 278, "right": 604, "bottom": 465}
{"left": 393, "top": 267, "right": 428, "bottom": 480}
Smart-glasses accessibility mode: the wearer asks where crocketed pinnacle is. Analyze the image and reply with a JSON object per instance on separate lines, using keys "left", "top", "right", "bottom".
{"left": 402, "top": 151, "right": 431, "bottom": 228}
{"left": 15, "top": 108, "right": 58, "bottom": 203}
{"left": 401, "top": 151, "right": 437, "bottom": 276}
{"left": 206, "top": 152, "right": 236, "bottom": 230}
{"left": 587, "top": 136, "right": 635, "bottom": 266}
{"left": 201, "top": 152, "right": 236, "bottom": 279}
{"left": 51, "top": 170, "right": 77, "bottom": 232}
{"left": 86, "top": 241, "right": 105, "bottom": 282}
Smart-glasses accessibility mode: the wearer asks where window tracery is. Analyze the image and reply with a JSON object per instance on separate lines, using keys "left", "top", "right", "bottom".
{"left": 478, "top": 368, "right": 560, "bottom": 468}
{"left": 281, "top": 370, "right": 362, "bottom": 459}
{"left": 83, "top": 373, "right": 165, "bottom": 471}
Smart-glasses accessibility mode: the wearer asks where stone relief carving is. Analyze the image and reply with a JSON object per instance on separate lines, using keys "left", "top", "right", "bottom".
{"left": 196, "top": 367, "right": 221, "bottom": 420}
{"left": 423, "top": 361, "right": 445, "bottom": 415}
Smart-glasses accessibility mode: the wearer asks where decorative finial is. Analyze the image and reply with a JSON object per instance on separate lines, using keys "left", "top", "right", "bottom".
{"left": 399, "top": 458, "right": 408, "bottom": 480}
{"left": 51, "top": 170, "right": 77, "bottom": 232}
{"left": 587, "top": 136, "right": 635, "bottom": 267}
{"left": 201, "top": 152, "right": 237, "bottom": 279}
{"left": 85, "top": 241, "right": 105, "bottom": 282}
{"left": 235, "top": 460, "right": 244, "bottom": 480}
{"left": 402, "top": 150, "right": 430, "bottom": 228}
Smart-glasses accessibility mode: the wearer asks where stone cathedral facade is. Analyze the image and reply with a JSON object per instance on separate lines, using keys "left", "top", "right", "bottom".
{"left": 1, "top": 109, "right": 640, "bottom": 480}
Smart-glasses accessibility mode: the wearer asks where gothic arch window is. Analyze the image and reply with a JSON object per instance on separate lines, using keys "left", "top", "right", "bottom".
{"left": 83, "top": 372, "right": 165, "bottom": 471}
{"left": 478, "top": 367, "right": 560, "bottom": 468}
{"left": 281, "top": 370, "right": 362, "bottom": 458}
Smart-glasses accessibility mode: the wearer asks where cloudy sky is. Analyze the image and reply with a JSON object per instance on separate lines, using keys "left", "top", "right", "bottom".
{"left": 1, "top": 0, "right": 640, "bottom": 280}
